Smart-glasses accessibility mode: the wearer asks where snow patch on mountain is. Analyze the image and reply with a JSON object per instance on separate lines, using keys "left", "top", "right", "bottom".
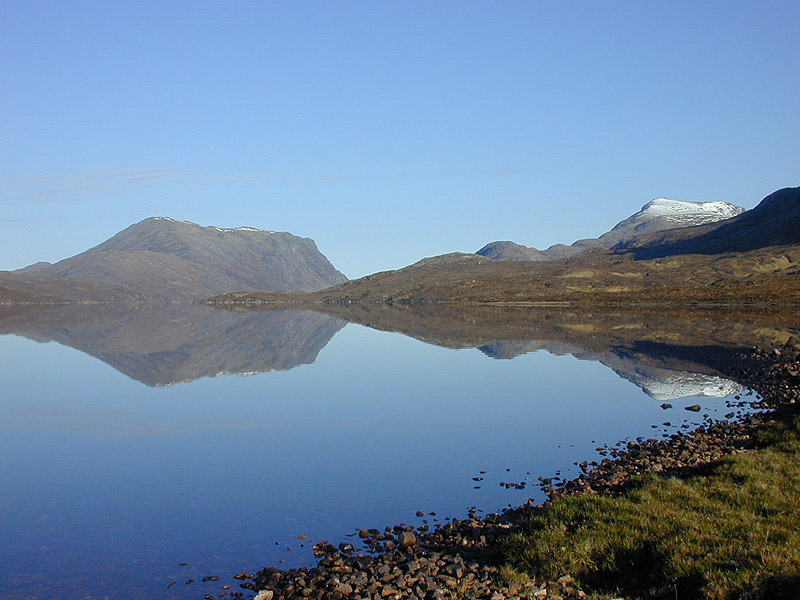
{"left": 152, "top": 217, "right": 277, "bottom": 234}
{"left": 601, "top": 199, "right": 745, "bottom": 243}
{"left": 627, "top": 198, "right": 744, "bottom": 225}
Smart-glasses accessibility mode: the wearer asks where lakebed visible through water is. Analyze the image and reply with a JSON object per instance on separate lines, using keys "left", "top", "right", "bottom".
{"left": 0, "top": 303, "right": 795, "bottom": 600}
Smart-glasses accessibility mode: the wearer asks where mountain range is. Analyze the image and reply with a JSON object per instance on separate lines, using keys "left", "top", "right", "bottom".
{"left": 477, "top": 187, "right": 800, "bottom": 264}
{"left": 211, "top": 186, "right": 800, "bottom": 305}
{"left": 1, "top": 186, "right": 798, "bottom": 305}
{"left": 0, "top": 217, "right": 347, "bottom": 303}
{"left": 476, "top": 197, "right": 746, "bottom": 261}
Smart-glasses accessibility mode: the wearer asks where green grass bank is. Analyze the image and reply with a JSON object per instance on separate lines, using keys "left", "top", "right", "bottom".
{"left": 500, "top": 347, "right": 800, "bottom": 600}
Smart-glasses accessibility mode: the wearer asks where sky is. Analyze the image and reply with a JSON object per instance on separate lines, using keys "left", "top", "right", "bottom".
{"left": 1, "top": 1, "right": 798, "bottom": 278}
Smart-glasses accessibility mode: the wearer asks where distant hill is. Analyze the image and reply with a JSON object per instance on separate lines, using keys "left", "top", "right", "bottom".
{"left": 615, "top": 187, "right": 800, "bottom": 258}
{"left": 474, "top": 241, "right": 548, "bottom": 261}
{"left": 477, "top": 198, "right": 745, "bottom": 261}
{"left": 0, "top": 217, "right": 347, "bottom": 303}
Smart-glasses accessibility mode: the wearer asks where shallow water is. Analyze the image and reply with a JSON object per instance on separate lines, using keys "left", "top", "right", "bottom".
{"left": 0, "top": 304, "right": 764, "bottom": 599}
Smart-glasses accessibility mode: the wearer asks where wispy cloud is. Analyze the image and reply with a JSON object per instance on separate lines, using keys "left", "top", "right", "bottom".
{"left": 0, "top": 165, "right": 521, "bottom": 204}
{"left": 1, "top": 166, "right": 185, "bottom": 204}
{"left": 0, "top": 166, "right": 294, "bottom": 204}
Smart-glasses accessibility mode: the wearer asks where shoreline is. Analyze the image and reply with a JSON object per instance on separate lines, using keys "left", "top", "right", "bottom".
{"left": 204, "top": 342, "right": 800, "bottom": 600}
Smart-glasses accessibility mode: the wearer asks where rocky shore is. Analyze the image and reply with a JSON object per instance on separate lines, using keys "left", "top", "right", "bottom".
{"left": 213, "top": 342, "right": 800, "bottom": 600}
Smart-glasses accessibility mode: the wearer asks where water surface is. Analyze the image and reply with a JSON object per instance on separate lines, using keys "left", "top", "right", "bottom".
{"left": 0, "top": 303, "right": 784, "bottom": 600}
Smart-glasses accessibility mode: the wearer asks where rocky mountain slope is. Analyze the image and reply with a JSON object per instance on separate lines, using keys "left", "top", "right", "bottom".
{"left": 1, "top": 217, "right": 347, "bottom": 302}
{"left": 477, "top": 197, "right": 744, "bottom": 261}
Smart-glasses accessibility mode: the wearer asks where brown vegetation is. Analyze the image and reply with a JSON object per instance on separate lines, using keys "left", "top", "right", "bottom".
{"left": 207, "top": 245, "right": 800, "bottom": 307}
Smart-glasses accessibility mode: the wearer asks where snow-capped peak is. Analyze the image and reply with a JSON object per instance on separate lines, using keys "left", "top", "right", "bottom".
{"left": 597, "top": 197, "right": 746, "bottom": 246}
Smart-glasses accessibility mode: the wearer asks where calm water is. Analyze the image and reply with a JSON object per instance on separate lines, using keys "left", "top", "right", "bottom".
{"left": 0, "top": 304, "right": 757, "bottom": 599}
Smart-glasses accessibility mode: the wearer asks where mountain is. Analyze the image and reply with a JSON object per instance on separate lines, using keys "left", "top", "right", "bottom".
{"left": 595, "top": 198, "right": 744, "bottom": 245}
{"left": 477, "top": 198, "right": 745, "bottom": 261}
{"left": 0, "top": 217, "right": 347, "bottom": 303}
{"left": 615, "top": 186, "right": 800, "bottom": 258}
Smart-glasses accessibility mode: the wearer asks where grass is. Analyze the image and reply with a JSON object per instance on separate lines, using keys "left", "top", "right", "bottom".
{"left": 501, "top": 416, "right": 800, "bottom": 599}
{"left": 498, "top": 563, "right": 531, "bottom": 589}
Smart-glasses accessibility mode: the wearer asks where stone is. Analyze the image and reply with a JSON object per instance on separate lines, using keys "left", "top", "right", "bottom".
{"left": 335, "top": 583, "right": 353, "bottom": 595}
{"left": 254, "top": 591, "right": 274, "bottom": 600}
{"left": 399, "top": 532, "right": 417, "bottom": 548}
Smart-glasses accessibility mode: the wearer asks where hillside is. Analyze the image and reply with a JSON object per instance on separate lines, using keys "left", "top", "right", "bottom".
{"left": 208, "top": 243, "right": 800, "bottom": 306}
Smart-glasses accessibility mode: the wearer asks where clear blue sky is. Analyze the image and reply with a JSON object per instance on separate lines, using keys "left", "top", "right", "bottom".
{"left": 1, "top": 1, "right": 798, "bottom": 278}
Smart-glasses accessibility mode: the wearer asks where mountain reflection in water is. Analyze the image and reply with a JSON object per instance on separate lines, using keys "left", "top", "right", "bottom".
{"left": 0, "top": 303, "right": 346, "bottom": 386}
{"left": 477, "top": 340, "right": 743, "bottom": 401}
{"left": 216, "top": 302, "right": 798, "bottom": 400}
{"left": 1, "top": 302, "right": 796, "bottom": 396}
